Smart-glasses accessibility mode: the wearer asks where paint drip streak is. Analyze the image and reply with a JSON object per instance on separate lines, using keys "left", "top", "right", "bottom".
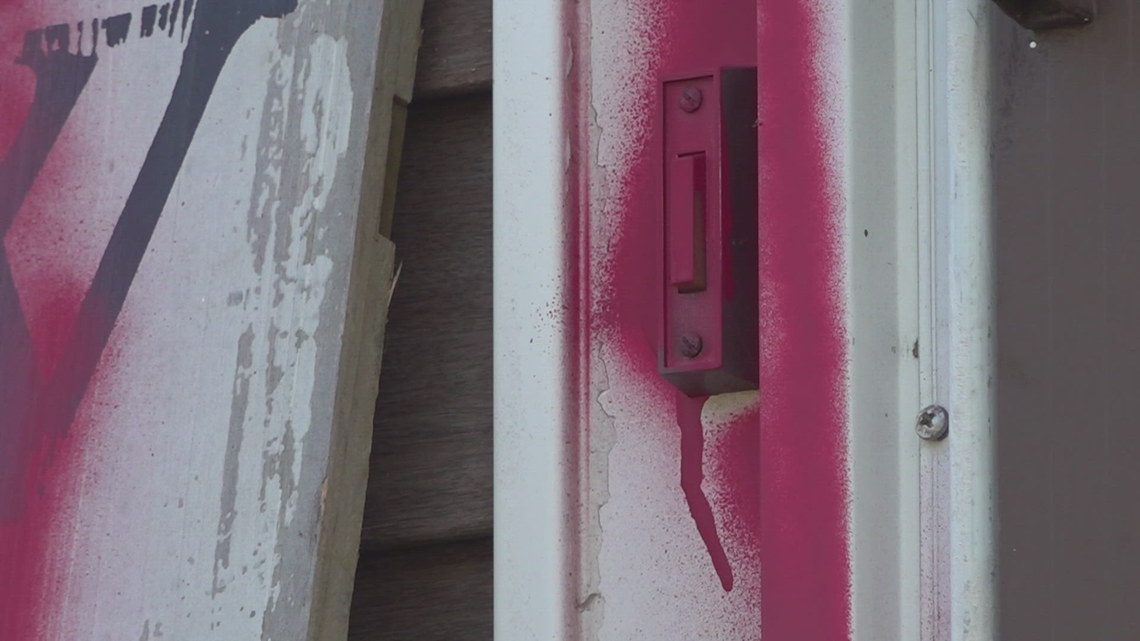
{"left": 677, "top": 392, "right": 733, "bottom": 591}
{"left": 758, "top": 0, "right": 851, "bottom": 639}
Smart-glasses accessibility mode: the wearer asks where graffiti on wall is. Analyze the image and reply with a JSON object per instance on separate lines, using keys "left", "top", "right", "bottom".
{"left": 0, "top": 1, "right": 298, "bottom": 635}
{"left": 0, "top": 0, "right": 297, "bottom": 523}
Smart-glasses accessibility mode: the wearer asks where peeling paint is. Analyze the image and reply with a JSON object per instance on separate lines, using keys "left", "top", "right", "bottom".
{"left": 214, "top": 324, "right": 255, "bottom": 597}
{"left": 247, "top": 17, "right": 351, "bottom": 641}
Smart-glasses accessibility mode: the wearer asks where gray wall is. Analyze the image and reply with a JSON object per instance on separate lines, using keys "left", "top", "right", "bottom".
{"left": 994, "top": 2, "right": 1140, "bottom": 636}
{"left": 349, "top": 0, "right": 493, "bottom": 638}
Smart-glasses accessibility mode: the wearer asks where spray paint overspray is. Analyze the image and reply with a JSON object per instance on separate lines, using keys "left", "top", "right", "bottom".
{"left": 569, "top": 0, "right": 849, "bottom": 637}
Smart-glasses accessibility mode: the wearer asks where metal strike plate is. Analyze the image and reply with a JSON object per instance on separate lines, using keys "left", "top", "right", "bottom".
{"left": 659, "top": 68, "right": 758, "bottom": 397}
{"left": 991, "top": 0, "right": 1093, "bottom": 30}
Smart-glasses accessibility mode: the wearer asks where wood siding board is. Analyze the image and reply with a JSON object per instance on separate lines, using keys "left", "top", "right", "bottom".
{"left": 349, "top": 538, "right": 493, "bottom": 640}
{"left": 414, "top": 0, "right": 493, "bottom": 99}
{"left": 360, "top": 93, "right": 493, "bottom": 550}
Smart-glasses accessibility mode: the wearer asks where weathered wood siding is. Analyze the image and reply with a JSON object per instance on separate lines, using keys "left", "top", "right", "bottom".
{"left": 349, "top": 0, "right": 492, "bottom": 638}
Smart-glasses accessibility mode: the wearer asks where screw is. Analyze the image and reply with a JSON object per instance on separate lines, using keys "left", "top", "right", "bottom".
{"left": 679, "top": 87, "right": 703, "bottom": 113}
{"left": 915, "top": 405, "right": 949, "bottom": 441}
{"left": 679, "top": 333, "right": 703, "bottom": 359}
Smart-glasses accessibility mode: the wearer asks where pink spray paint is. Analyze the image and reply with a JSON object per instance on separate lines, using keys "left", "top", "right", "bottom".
{"left": 676, "top": 392, "right": 734, "bottom": 591}
{"left": 564, "top": 0, "right": 848, "bottom": 635}
{"left": 0, "top": 7, "right": 58, "bottom": 637}
{"left": 0, "top": 5, "right": 110, "bottom": 638}
{"left": 758, "top": 1, "right": 852, "bottom": 638}
{"left": 572, "top": 0, "right": 764, "bottom": 621}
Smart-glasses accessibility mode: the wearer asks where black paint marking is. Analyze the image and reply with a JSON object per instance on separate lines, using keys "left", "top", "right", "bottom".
{"left": 158, "top": 4, "right": 171, "bottom": 32}
{"left": 677, "top": 393, "right": 734, "bottom": 591}
{"left": 44, "top": 25, "right": 69, "bottom": 54}
{"left": 170, "top": 0, "right": 183, "bottom": 36}
{"left": 43, "top": 0, "right": 301, "bottom": 445}
{"left": 181, "top": 0, "right": 195, "bottom": 40}
{"left": 0, "top": 0, "right": 298, "bottom": 523}
{"left": 141, "top": 5, "right": 158, "bottom": 38}
{"left": 3, "top": 32, "right": 97, "bottom": 236}
{"left": 103, "top": 13, "right": 131, "bottom": 48}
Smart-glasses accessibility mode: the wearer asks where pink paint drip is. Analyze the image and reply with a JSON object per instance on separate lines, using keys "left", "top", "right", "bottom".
{"left": 676, "top": 392, "right": 733, "bottom": 592}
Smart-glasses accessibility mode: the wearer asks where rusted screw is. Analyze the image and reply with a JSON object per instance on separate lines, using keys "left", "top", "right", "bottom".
{"left": 679, "top": 333, "right": 703, "bottom": 359}
{"left": 678, "top": 87, "right": 703, "bottom": 113}
{"left": 915, "top": 405, "right": 949, "bottom": 441}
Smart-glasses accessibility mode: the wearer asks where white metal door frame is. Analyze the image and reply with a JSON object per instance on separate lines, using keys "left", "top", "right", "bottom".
{"left": 493, "top": 1, "right": 997, "bottom": 638}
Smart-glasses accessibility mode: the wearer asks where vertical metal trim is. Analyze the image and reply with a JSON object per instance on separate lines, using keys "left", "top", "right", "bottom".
{"left": 928, "top": 1, "right": 998, "bottom": 639}
{"left": 493, "top": 2, "right": 572, "bottom": 639}
{"left": 895, "top": 0, "right": 926, "bottom": 636}
{"left": 917, "top": 0, "right": 951, "bottom": 637}
{"left": 846, "top": 0, "right": 928, "bottom": 637}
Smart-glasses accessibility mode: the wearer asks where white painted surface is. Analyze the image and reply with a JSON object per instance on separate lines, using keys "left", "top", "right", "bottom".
{"left": 492, "top": 1, "right": 570, "bottom": 640}
{"left": 933, "top": 2, "right": 998, "bottom": 640}
{"left": 847, "top": 1, "right": 927, "bottom": 638}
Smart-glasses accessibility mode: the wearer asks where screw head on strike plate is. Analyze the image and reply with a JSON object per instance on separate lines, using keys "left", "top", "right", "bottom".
{"left": 679, "top": 87, "right": 703, "bottom": 113}
{"left": 915, "top": 405, "right": 949, "bottom": 441}
{"left": 679, "top": 333, "right": 703, "bottom": 359}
